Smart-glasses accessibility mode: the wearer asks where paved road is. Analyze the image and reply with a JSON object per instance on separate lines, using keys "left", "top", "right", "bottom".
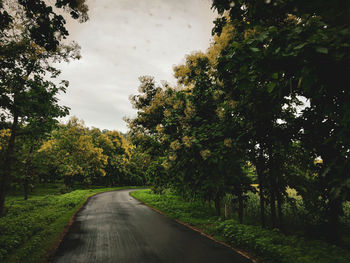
{"left": 52, "top": 189, "right": 252, "bottom": 263}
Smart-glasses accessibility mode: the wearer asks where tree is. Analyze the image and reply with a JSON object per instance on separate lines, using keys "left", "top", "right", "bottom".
{"left": 38, "top": 117, "right": 108, "bottom": 186}
{"left": 88, "top": 128, "right": 132, "bottom": 186}
{"left": 211, "top": 0, "right": 350, "bottom": 243}
{"left": 0, "top": 1, "right": 87, "bottom": 214}
{"left": 127, "top": 76, "right": 169, "bottom": 188}
{"left": 0, "top": 0, "right": 88, "bottom": 51}
{"left": 172, "top": 33, "right": 254, "bottom": 216}
{"left": 123, "top": 145, "right": 149, "bottom": 186}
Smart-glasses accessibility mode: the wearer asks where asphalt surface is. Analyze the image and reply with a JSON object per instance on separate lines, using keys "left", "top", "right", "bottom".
{"left": 52, "top": 189, "right": 252, "bottom": 263}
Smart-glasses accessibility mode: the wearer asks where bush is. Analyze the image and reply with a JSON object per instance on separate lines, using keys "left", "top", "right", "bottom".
{"left": 131, "top": 189, "right": 350, "bottom": 263}
{"left": 215, "top": 220, "right": 350, "bottom": 263}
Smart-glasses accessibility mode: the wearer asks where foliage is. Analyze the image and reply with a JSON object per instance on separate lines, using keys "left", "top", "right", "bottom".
{"left": 127, "top": 0, "right": 350, "bottom": 245}
{"left": 131, "top": 189, "right": 219, "bottom": 226}
{"left": 37, "top": 118, "right": 108, "bottom": 185}
{"left": 0, "top": 0, "right": 87, "bottom": 214}
{"left": 35, "top": 117, "right": 142, "bottom": 187}
{"left": 0, "top": 0, "right": 88, "bottom": 51}
{"left": 0, "top": 185, "right": 137, "bottom": 263}
{"left": 210, "top": 0, "right": 350, "bottom": 243}
{"left": 131, "top": 189, "right": 350, "bottom": 263}
{"left": 128, "top": 39, "right": 254, "bottom": 215}
{"left": 216, "top": 220, "right": 350, "bottom": 263}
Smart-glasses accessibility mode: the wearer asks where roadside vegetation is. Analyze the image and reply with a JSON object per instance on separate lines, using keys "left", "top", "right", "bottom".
{"left": 0, "top": 1, "right": 147, "bottom": 214}
{"left": 1, "top": 1, "right": 350, "bottom": 263}
{"left": 126, "top": 2, "right": 350, "bottom": 261}
{"left": 1, "top": 184, "right": 138, "bottom": 263}
{"left": 131, "top": 189, "right": 350, "bottom": 263}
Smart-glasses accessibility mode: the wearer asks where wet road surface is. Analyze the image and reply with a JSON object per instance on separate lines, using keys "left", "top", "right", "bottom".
{"left": 52, "top": 189, "right": 252, "bottom": 263}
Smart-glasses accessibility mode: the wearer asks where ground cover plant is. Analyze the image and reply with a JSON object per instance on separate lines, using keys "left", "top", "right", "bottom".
{"left": 126, "top": 0, "right": 350, "bottom": 249}
{"left": 1, "top": 1, "right": 350, "bottom": 262}
{"left": 0, "top": 185, "right": 138, "bottom": 263}
{"left": 131, "top": 189, "right": 350, "bottom": 263}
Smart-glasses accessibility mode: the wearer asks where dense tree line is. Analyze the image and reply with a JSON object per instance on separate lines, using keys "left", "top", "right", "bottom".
{"left": 0, "top": 1, "right": 146, "bottom": 214}
{"left": 127, "top": 0, "right": 350, "bottom": 245}
{"left": 1, "top": 117, "right": 146, "bottom": 196}
{"left": 36, "top": 117, "right": 146, "bottom": 187}
{"left": 1, "top": 0, "right": 349, "bottom": 247}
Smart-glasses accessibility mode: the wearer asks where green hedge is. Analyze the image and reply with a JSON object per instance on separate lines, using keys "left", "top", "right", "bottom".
{"left": 215, "top": 220, "right": 350, "bottom": 263}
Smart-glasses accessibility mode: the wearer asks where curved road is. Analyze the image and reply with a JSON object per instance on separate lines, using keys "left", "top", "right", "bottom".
{"left": 52, "top": 189, "right": 252, "bottom": 263}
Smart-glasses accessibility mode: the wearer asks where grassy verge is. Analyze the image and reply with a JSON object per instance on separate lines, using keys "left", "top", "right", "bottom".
{"left": 1, "top": 185, "right": 139, "bottom": 263}
{"left": 130, "top": 189, "right": 350, "bottom": 263}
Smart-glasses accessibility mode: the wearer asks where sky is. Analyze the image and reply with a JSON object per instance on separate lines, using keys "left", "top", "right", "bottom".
{"left": 56, "top": 0, "right": 217, "bottom": 133}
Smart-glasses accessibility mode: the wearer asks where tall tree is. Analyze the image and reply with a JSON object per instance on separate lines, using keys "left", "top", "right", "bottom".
{"left": 0, "top": 1, "right": 87, "bottom": 213}
{"left": 38, "top": 117, "right": 108, "bottom": 186}
{"left": 211, "top": 0, "right": 350, "bottom": 242}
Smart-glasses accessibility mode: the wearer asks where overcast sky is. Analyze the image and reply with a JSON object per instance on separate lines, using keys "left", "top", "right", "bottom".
{"left": 56, "top": 0, "right": 217, "bottom": 133}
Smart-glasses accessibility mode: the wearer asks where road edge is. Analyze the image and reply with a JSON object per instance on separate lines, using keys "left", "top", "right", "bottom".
{"left": 45, "top": 188, "right": 142, "bottom": 263}
{"left": 129, "top": 189, "right": 259, "bottom": 263}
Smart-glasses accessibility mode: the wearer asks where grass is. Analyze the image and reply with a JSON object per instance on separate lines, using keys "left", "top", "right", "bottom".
{"left": 236, "top": 191, "right": 307, "bottom": 230}
{"left": 0, "top": 184, "right": 139, "bottom": 263}
{"left": 131, "top": 189, "right": 350, "bottom": 263}
{"left": 235, "top": 189, "right": 350, "bottom": 246}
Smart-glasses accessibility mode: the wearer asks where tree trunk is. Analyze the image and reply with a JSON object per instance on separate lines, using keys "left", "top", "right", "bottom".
{"left": 202, "top": 197, "right": 206, "bottom": 208}
{"left": 277, "top": 191, "right": 283, "bottom": 228}
{"left": 238, "top": 192, "right": 244, "bottom": 224}
{"left": 24, "top": 144, "right": 34, "bottom": 200}
{"left": 64, "top": 175, "right": 71, "bottom": 187}
{"left": 208, "top": 194, "right": 212, "bottom": 209}
{"left": 49, "top": 170, "right": 55, "bottom": 183}
{"left": 326, "top": 196, "right": 343, "bottom": 244}
{"left": 105, "top": 174, "right": 109, "bottom": 187}
{"left": 269, "top": 154, "right": 277, "bottom": 229}
{"left": 257, "top": 166, "right": 266, "bottom": 228}
{"left": 214, "top": 196, "right": 221, "bottom": 216}
{"left": 224, "top": 204, "right": 228, "bottom": 218}
{"left": 24, "top": 176, "right": 29, "bottom": 200}
{"left": 0, "top": 113, "right": 18, "bottom": 215}
{"left": 270, "top": 191, "right": 277, "bottom": 228}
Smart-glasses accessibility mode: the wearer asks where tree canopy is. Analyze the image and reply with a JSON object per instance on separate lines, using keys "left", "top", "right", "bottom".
{"left": 127, "top": 0, "right": 350, "bottom": 245}
{"left": 0, "top": 0, "right": 87, "bottom": 214}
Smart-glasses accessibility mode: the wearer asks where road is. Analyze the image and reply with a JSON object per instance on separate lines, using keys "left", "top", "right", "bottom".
{"left": 52, "top": 189, "right": 252, "bottom": 263}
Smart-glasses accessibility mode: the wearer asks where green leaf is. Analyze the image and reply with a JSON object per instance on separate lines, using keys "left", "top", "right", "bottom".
{"left": 239, "top": 65, "right": 248, "bottom": 73}
{"left": 316, "top": 46, "right": 328, "bottom": 54}
{"left": 232, "top": 41, "right": 240, "bottom": 48}
{"left": 239, "top": 80, "right": 250, "bottom": 90}
{"left": 268, "top": 26, "right": 277, "bottom": 33}
{"left": 294, "top": 43, "right": 306, "bottom": 50}
{"left": 293, "top": 27, "right": 303, "bottom": 34}
{"left": 272, "top": 73, "right": 278, "bottom": 79}
{"left": 250, "top": 47, "right": 260, "bottom": 52}
{"left": 267, "top": 82, "right": 276, "bottom": 93}
{"left": 257, "top": 32, "right": 268, "bottom": 41}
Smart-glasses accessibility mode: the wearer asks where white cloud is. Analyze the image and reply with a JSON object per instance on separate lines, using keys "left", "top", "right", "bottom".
{"left": 56, "top": 0, "right": 217, "bottom": 132}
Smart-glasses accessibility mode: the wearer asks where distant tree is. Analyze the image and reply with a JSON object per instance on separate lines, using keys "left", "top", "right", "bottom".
{"left": 88, "top": 128, "right": 132, "bottom": 186}
{"left": 38, "top": 117, "right": 108, "bottom": 186}
{"left": 123, "top": 145, "right": 149, "bottom": 186}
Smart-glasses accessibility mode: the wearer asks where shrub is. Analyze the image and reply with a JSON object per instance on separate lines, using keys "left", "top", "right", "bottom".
{"left": 132, "top": 189, "right": 350, "bottom": 263}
